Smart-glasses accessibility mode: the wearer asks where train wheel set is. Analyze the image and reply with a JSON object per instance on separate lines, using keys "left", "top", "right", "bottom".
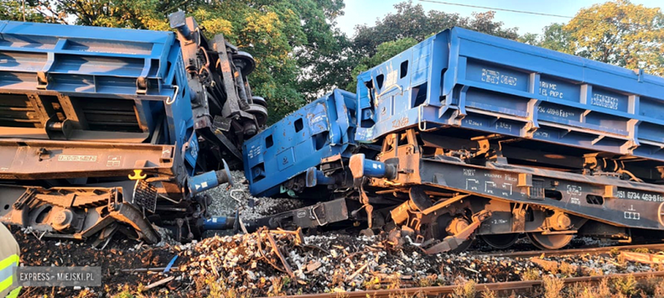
{"left": 1, "top": 15, "right": 664, "bottom": 254}
{"left": 242, "top": 27, "right": 664, "bottom": 253}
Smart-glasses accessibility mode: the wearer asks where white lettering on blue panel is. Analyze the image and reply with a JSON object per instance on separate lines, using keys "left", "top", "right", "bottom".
{"left": 538, "top": 106, "right": 576, "bottom": 119}
{"left": 539, "top": 81, "right": 564, "bottom": 99}
{"left": 591, "top": 93, "right": 619, "bottom": 110}
{"left": 481, "top": 68, "right": 518, "bottom": 87}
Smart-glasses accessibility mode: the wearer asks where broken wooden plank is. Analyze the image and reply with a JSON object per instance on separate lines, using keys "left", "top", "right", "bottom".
{"left": 306, "top": 261, "right": 322, "bottom": 273}
{"left": 346, "top": 262, "right": 368, "bottom": 282}
{"left": 144, "top": 276, "right": 175, "bottom": 290}
{"left": 621, "top": 251, "right": 664, "bottom": 264}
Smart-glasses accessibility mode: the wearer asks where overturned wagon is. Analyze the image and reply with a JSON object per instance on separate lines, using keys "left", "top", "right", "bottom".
{"left": 244, "top": 27, "right": 664, "bottom": 251}
{"left": 0, "top": 12, "right": 266, "bottom": 243}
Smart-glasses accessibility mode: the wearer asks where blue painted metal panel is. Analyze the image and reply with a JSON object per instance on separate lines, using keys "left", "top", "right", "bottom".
{"left": 243, "top": 89, "right": 357, "bottom": 197}
{"left": 0, "top": 21, "right": 176, "bottom": 93}
{"left": 356, "top": 27, "right": 664, "bottom": 161}
{"left": 0, "top": 20, "right": 198, "bottom": 171}
{"left": 0, "top": 16, "right": 261, "bottom": 243}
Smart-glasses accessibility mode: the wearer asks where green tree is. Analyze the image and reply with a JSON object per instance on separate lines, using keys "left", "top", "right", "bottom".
{"left": 519, "top": 33, "right": 539, "bottom": 45}
{"left": 352, "top": 1, "right": 463, "bottom": 56}
{"left": 33, "top": 0, "right": 344, "bottom": 123}
{"left": 44, "top": 0, "right": 206, "bottom": 29}
{"left": 539, "top": 23, "right": 573, "bottom": 54}
{"left": 347, "top": 1, "right": 518, "bottom": 90}
{"left": 291, "top": 0, "right": 355, "bottom": 102}
{"left": 519, "top": 23, "right": 573, "bottom": 54}
{"left": 465, "top": 11, "right": 518, "bottom": 39}
{"left": 565, "top": 0, "right": 664, "bottom": 75}
{"left": 0, "top": 0, "right": 45, "bottom": 22}
{"left": 352, "top": 1, "right": 518, "bottom": 57}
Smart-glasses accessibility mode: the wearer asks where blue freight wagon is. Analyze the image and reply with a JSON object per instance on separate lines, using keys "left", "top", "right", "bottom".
{"left": 356, "top": 27, "right": 664, "bottom": 165}
{"left": 245, "top": 27, "right": 664, "bottom": 252}
{"left": 243, "top": 89, "right": 357, "bottom": 198}
{"left": 0, "top": 12, "right": 265, "bottom": 243}
{"left": 349, "top": 27, "right": 664, "bottom": 251}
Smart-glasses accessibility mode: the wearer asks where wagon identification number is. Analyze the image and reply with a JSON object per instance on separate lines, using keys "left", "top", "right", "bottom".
{"left": 591, "top": 93, "right": 620, "bottom": 110}
{"left": 539, "top": 81, "right": 564, "bottom": 99}
{"left": 481, "top": 68, "right": 518, "bottom": 87}
{"left": 57, "top": 155, "right": 98, "bottom": 162}
{"left": 392, "top": 117, "right": 408, "bottom": 128}
{"left": 616, "top": 190, "right": 664, "bottom": 202}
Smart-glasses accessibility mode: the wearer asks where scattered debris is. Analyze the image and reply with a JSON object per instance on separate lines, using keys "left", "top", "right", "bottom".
{"left": 346, "top": 262, "right": 368, "bottom": 282}
{"left": 620, "top": 251, "right": 664, "bottom": 264}
{"left": 144, "top": 276, "right": 175, "bottom": 290}
{"left": 10, "top": 171, "right": 664, "bottom": 297}
{"left": 204, "top": 171, "right": 304, "bottom": 220}
{"left": 265, "top": 229, "right": 294, "bottom": 277}
{"left": 306, "top": 261, "right": 322, "bottom": 273}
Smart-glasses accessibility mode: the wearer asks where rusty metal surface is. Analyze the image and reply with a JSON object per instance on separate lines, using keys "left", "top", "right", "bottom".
{"left": 241, "top": 198, "right": 360, "bottom": 232}
{"left": 478, "top": 243, "right": 664, "bottom": 258}
{"left": 418, "top": 155, "right": 664, "bottom": 230}
{"left": 0, "top": 139, "right": 175, "bottom": 179}
{"left": 0, "top": 185, "right": 160, "bottom": 243}
{"left": 264, "top": 271, "right": 664, "bottom": 298}
{"left": 620, "top": 251, "right": 664, "bottom": 264}
{"left": 424, "top": 210, "right": 491, "bottom": 254}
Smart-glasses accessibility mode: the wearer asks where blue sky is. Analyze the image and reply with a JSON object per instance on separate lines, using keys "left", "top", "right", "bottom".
{"left": 336, "top": 0, "right": 664, "bottom": 37}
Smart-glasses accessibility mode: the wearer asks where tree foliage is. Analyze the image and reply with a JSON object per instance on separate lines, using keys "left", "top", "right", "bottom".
{"left": 54, "top": 0, "right": 191, "bottom": 29}
{"left": 0, "top": 0, "right": 44, "bottom": 22}
{"left": 11, "top": 0, "right": 345, "bottom": 122}
{"left": 565, "top": 0, "right": 664, "bottom": 75}
{"left": 539, "top": 23, "right": 573, "bottom": 54}
{"left": 519, "top": 23, "right": 573, "bottom": 54}
{"left": 352, "top": 1, "right": 518, "bottom": 57}
{"left": 346, "top": 38, "right": 418, "bottom": 91}
{"left": 347, "top": 1, "right": 518, "bottom": 90}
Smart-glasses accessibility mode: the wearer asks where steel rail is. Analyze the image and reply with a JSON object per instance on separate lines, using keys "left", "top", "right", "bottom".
{"left": 476, "top": 243, "right": 664, "bottom": 259}
{"left": 267, "top": 271, "right": 664, "bottom": 298}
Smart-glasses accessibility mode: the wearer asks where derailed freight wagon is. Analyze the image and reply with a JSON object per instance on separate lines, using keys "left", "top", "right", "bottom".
{"left": 244, "top": 27, "right": 664, "bottom": 251}
{"left": 241, "top": 89, "right": 367, "bottom": 231}
{"left": 0, "top": 12, "right": 266, "bottom": 243}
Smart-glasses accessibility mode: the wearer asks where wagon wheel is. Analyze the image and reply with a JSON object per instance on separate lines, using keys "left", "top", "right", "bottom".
{"left": 252, "top": 96, "right": 267, "bottom": 108}
{"left": 232, "top": 51, "right": 256, "bottom": 76}
{"left": 433, "top": 215, "right": 474, "bottom": 252}
{"left": 248, "top": 103, "right": 268, "bottom": 127}
{"left": 527, "top": 232, "right": 573, "bottom": 250}
{"left": 480, "top": 233, "right": 519, "bottom": 249}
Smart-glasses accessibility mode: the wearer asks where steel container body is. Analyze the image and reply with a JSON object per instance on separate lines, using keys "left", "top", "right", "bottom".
{"left": 356, "top": 27, "right": 664, "bottom": 162}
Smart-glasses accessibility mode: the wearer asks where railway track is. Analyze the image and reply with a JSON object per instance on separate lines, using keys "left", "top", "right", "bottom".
{"left": 267, "top": 271, "right": 664, "bottom": 298}
{"left": 476, "top": 243, "right": 664, "bottom": 258}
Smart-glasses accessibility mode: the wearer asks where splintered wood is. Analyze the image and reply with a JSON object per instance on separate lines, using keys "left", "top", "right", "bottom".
{"left": 265, "top": 229, "right": 294, "bottom": 278}
{"left": 620, "top": 251, "right": 664, "bottom": 264}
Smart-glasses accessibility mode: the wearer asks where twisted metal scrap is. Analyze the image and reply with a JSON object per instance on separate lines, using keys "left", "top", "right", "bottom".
{"left": 254, "top": 228, "right": 298, "bottom": 277}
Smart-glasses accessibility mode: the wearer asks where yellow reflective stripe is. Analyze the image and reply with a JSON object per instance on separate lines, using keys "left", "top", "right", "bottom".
{"left": 0, "top": 255, "right": 18, "bottom": 270}
{"left": 0, "top": 274, "right": 12, "bottom": 292}
{"left": 0, "top": 265, "right": 13, "bottom": 284}
{"left": 0, "top": 254, "right": 19, "bottom": 293}
{"left": 5, "top": 286, "right": 20, "bottom": 298}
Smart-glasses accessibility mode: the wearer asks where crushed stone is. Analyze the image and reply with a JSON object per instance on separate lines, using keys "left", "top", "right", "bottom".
{"left": 204, "top": 170, "right": 303, "bottom": 221}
